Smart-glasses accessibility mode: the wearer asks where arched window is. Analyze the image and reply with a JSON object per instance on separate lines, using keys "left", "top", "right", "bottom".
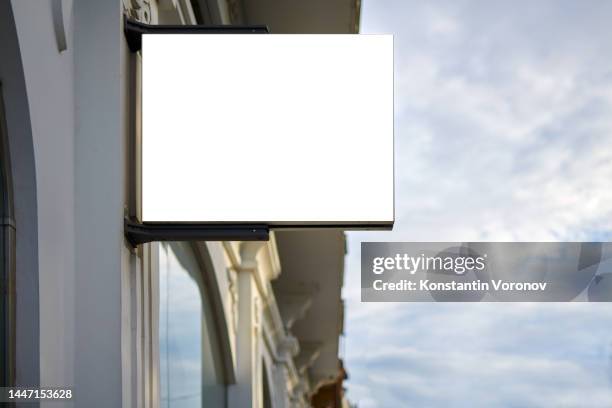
{"left": 159, "top": 242, "right": 226, "bottom": 407}
{"left": 0, "top": 86, "right": 15, "bottom": 387}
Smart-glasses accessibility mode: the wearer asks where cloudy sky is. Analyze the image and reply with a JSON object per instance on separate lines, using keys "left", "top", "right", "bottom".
{"left": 343, "top": 1, "right": 612, "bottom": 406}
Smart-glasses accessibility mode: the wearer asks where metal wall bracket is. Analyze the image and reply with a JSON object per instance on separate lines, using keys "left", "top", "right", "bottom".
{"left": 125, "top": 218, "right": 269, "bottom": 247}
{"left": 124, "top": 17, "right": 269, "bottom": 53}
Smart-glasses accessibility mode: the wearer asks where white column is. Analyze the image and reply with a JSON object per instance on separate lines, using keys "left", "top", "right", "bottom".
{"left": 228, "top": 242, "right": 265, "bottom": 408}
{"left": 73, "top": 1, "right": 127, "bottom": 406}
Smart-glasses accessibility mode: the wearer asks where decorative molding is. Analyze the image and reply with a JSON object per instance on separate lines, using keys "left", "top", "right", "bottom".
{"left": 276, "top": 293, "right": 313, "bottom": 330}
{"left": 240, "top": 241, "right": 266, "bottom": 269}
{"left": 266, "top": 232, "right": 282, "bottom": 280}
{"left": 290, "top": 380, "right": 311, "bottom": 408}
{"left": 253, "top": 296, "right": 261, "bottom": 331}
{"left": 122, "top": 0, "right": 153, "bottom": 24}
{"left": 295, "top": 341, "right": 322, "bottom": 375}
{"left": 226, "top": 267, "right": 239, "bottom": 332}
{"left": 277, "top": 334, "right": 300, "bottom": 361}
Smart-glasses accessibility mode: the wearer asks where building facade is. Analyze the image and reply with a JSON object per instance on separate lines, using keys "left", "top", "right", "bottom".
{"left": 0, "top": 0, "right": 360, "bottom": 406}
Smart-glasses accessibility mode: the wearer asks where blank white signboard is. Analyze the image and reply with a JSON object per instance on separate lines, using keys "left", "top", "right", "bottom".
{"left": 141, "top": 34, "right": 393, "bottom": 226}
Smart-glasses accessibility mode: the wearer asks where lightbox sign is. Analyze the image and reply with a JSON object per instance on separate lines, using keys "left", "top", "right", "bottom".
{"left": 140, "top": 34, "right": 393, "bottom": 227}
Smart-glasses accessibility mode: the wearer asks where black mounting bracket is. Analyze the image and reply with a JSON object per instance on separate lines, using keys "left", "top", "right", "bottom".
{"left": 124, "top": 17, "right": 269, "bottom": 53}
{"left": 125, "top": 218, "right": 269, "bottom": 247}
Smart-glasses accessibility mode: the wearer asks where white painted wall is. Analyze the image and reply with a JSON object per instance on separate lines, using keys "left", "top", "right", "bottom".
{"left": 2, "top": 2, "right": 347, "bottom": 408}
{"left": 5, "top": 1, "right": 143, "bottom": 406}
{"left": 10, "top": 1, "right": 76, "bottom": 398}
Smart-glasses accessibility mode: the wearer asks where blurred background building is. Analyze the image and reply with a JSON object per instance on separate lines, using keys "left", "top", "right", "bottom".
{"left": 0, "top": 0, "right": 360, "bottom": 406}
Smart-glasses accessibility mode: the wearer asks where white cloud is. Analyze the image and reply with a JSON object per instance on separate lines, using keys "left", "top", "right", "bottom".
{"left": 344, "top": 1, "right": 612, "bottom": 406}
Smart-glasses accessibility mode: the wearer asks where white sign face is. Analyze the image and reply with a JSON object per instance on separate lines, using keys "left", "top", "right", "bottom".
{"left": 141, "top": 34, "right": 393, "bottom": 226}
